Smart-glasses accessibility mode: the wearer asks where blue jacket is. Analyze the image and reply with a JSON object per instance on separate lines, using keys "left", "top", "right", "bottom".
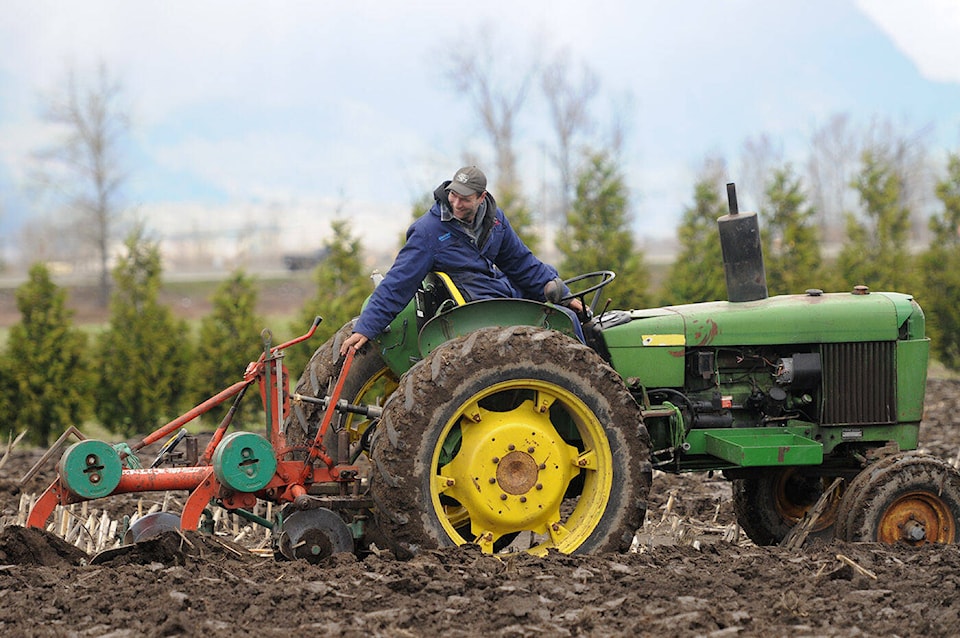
{"left": 353, "top": 182, "right": 568, "bottom": 339}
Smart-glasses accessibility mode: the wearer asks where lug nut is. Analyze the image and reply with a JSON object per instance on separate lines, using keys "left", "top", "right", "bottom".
{"left": 520, "top": 496, "right": 527, "bottom": 503}
{"left": 527, "top": 447, "right": 535, "bottom": 453}
{"left": 488, "top": 477, "right": 496, "bottom": 484}
{"left": 535, "top": 483, "right": 543, "bottom": 490}
{"left": 508, "top": 444, "right": 515, "bottom": 451}
{"left": 492, "top": 457, "right": 500, "bottom": 464}
{"left": 500, "top": 494, "right": 508, "bottom": 501}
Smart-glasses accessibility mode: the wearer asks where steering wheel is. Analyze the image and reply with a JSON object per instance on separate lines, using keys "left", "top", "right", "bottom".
{"left": 561, "top": 270, "right": 616, "bottom": 313}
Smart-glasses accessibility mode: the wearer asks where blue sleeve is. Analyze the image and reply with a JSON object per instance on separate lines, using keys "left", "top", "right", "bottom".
{"left": 353, "top": 222, "right": 436, "bottom": 339}
{"left": 493, "top": 212, "right": 569, "bottom": 300}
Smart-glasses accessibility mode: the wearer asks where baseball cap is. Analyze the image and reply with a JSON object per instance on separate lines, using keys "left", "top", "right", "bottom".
{"left": 446, "top": 166, "right": 487, "bottom": 196}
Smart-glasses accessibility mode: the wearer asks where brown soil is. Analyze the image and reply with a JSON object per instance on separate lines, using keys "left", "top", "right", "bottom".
{"left": 0, "top": 380, "right": 959, "bottom": 636}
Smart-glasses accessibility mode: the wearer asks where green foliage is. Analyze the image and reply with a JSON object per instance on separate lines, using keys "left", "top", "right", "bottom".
{"left": 556, "top": 150, "right": 650, "bottom": 309}
{"left": 663, "top": 177, "right": 727, "bottom": 304}
{"left": 0, "top": 263, "right": 93, "bottom": 445}
{"left": 95, "top": 229, "right": 191, "bottom": 436}
{"left": 286, "top": 219, "right": 371, "bottom": 376}
{"left": 835, "top": 150, "right": 914, "bottom": 292}
{"left": 496, "top": 186, "right": 539, "bottom": 253}
{"left": 189, "top": 270, "right": 265, "bottom": 428}
{"left": 920, "top": 152, "right": 960, "bottom": 370}
{"left": 761, "top": 166, "right": 823, "bottom": 294}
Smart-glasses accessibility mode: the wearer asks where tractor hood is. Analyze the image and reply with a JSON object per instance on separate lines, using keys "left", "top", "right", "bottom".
{"left": 600, "top": 290, "right": 923, "bottom": 388}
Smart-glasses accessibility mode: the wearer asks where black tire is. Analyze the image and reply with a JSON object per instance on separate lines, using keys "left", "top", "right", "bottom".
{"left": 732, "top": 468, "right": 843, "bottom": 545}
{"left": 283, "top": 319, "right": 398, "bottom": 458}
{"left": 835, "top": 451, "right": 960, "bottom": 545}
{"left": 370, "top": 325, "right": 651, "bottom": 558}
{"left": 833, "top": 452, "right": 902, "bottom": 542}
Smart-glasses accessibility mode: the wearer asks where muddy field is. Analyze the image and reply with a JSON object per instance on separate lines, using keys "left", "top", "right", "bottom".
{"left": 0, "top": 378, "right": 959, "bottom": 637}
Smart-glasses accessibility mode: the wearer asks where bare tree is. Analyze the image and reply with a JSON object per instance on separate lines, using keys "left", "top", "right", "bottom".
{"left": 33, "top": 62, "right": 130, "bottom": 306}
{"left": 738, "top": 133, "right": 784, "bottom": 212}
{"left": 806, "top": 114, "right": 932, "bottom": 248}
{"left": 441, "top": 24, "right": 538, "bottom": 195}
{"left": 805, "top": 114, "right": 860, "bottom": 243}
{"left": 541, "top": 49, "right": 598, "bottom": 224}
{"left": 861, "top": 116, "right": 933, "bottom": 244}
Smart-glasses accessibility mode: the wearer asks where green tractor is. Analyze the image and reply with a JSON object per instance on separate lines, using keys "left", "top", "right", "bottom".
{"left": 286, "top": 184, "right": 959, "bottom": 557}
{"left": 29, "top": 184, "right": 960, "bottom": 560}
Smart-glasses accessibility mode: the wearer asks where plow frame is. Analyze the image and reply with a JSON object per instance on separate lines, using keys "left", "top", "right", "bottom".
{"left": 26, "top": 317, "right": 364, "bottom": 537}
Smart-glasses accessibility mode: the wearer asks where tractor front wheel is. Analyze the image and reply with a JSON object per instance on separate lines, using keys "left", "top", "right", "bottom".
{"left": 370, "top": 326, "right": 651, "bottom": 558}
{"left": 835, "top": 452, "right": 960, "bottom": 545}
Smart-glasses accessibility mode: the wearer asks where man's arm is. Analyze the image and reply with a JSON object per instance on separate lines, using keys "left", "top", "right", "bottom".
{"left": 491, "top": 212, "right": 566, "bottom": 300}
{"left": 346, "top": 223, "right": 436, "bottom": 351}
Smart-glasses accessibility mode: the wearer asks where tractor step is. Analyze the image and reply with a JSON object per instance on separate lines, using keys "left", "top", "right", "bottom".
{"left": 698, "top": 429, "right": 823, "bottom": 467}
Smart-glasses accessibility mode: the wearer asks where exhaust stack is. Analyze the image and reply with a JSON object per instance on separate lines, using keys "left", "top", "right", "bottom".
{"left": 718, "top": 183, "right": 768, "bottom": 302}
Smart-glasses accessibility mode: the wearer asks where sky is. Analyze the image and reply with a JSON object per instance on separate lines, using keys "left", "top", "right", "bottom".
{"left": 1, "top": 0, "right": 959, "bottom": 269}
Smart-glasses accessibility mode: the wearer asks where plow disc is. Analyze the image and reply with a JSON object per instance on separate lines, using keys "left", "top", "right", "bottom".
{"left": 124, "top": 511, "right": 183, "bottom": 544}
{"left": 276, "top": 508, "right": 354, "bottom": 562}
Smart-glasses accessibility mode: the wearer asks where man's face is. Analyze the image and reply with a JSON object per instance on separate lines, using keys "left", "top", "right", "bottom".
{"left": 448, "top": 190, "right": 484, "bottom": 222}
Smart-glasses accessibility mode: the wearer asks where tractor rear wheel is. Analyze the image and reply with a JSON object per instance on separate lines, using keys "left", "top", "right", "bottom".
{"left": 732, "top": 468, "right": 843, "bottom": 545}
{"left": 370, "top": 325, "right": 651, "bottom": 558}
{"left": 835, "top": 452, "right": 960, "bottom": 545}
{"left": 284, "top": 319, "right": 398, "bottom": 457}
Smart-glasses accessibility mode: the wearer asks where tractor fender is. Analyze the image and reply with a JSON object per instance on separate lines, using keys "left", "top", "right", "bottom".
{"left": 417, "top": 298, "right": 579, "bottom": 358}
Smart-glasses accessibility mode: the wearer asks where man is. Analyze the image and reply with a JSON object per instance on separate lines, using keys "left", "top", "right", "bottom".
{"left": 340, "top": 166, "right": 582, "bottom": 355}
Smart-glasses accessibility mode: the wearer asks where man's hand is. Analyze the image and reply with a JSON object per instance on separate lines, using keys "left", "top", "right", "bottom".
{"left": 567, "top": 297, "right": 585, "bottom": 315}
{"left": 340, "top": 332, "right": 369, "bottom": 356}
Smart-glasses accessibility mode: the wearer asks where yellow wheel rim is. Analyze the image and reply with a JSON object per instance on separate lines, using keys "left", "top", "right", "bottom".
{"left": 878, "top": 491, "right": 956, "bottom": 545}
{"left": 344, "top": 367, "right": 398, "bottom": 444}
{"left": 429, "top": 379, "right": 613, "bottom": 555}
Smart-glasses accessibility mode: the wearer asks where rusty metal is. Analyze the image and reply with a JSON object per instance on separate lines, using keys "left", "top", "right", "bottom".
{"left": 301, "top": 347, "right": 357, "bottom": 479}
{"left": 24, "top": 315, "right": 363, "bottom": 541}
{"left": 877, "top": 491, "right": 955, "bottom": 545}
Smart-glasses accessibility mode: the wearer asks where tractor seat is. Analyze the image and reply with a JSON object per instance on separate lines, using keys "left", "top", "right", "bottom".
{"left": 415, "top": 272, "right": 466, "bottom": 330}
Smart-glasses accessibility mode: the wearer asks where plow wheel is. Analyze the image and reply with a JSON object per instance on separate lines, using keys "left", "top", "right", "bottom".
{"left": 835, "top": 452, "right": 960, "bottom": 545}
{"left": 370, "top": 326, "right": 651, "bottom": 558}
{"left": 284, "top": 319, "right": 399, "bottom": 457}
{"left": 732, "top": 468, "right": 844, "bottom": 545}
{"left": 276, "top": 508, "right": 354, "bottom": 562}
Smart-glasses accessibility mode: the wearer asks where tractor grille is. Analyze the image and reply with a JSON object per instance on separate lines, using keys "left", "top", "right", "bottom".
{"left": 820, "top": 341, "right": 896, "bottom": 426}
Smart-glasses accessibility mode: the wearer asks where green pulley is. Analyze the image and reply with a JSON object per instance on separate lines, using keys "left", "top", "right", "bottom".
{"left": 57, "top": 439, "right": 123, "bottom": 499}
{"left": 212, "top": 431, "right": 277, "bottom": 493}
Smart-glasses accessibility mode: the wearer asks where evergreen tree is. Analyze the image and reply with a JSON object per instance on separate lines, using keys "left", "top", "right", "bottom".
{"left": 919, "top": 152, "right": 960, "bottom": 370}
{"left": 496, "top": 186, "right": 539, "bottom": 253}
{"left": 556, "top": 151, "right": 649, "bottom": 309}
{"left": 663, "top": 176, "right": 727, "bottom": 304}
{"left": 409, "top": 192, "right": 433, "bottom": 223}
{"left": 287, "top": 219, "right": 371, "bottom": 376}
{"left": 1, "top": 263, "right": 93, "bottom": 445}
{"left": 761, "top": 166, "right": 823, "bottom": 294}
{"left": 189, "top": 270, "right": 264, "bottom": 428}
{"left": 95, "top": 229, "right": 191, "bottom": 436}
{"left": 835, "top": 150, "right": 914, "bottom": 292}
